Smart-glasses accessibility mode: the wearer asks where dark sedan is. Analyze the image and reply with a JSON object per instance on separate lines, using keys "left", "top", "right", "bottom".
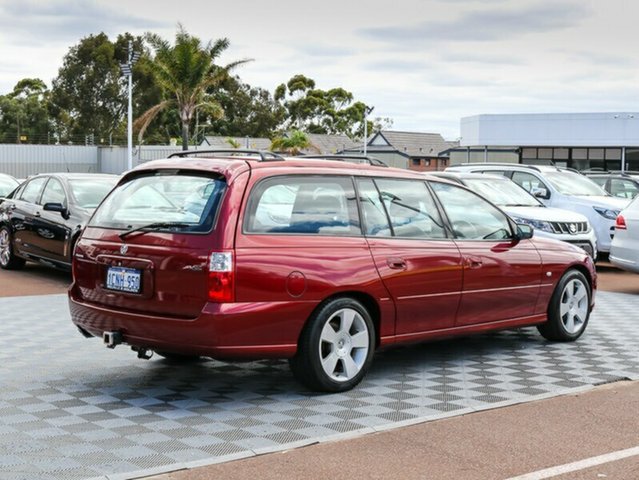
{"left": 0, "top": 173, "right": 118, "bottom": 271}
{"left": 0, "top": 173, "right": 20, "bottom": 198}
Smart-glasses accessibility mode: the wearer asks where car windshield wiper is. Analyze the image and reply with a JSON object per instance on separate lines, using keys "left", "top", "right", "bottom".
{"left": 119, "top": 222, "right": 193, "bottom": 239}
{"left": 502, "top": 203, "right": 541, "bottom": 207}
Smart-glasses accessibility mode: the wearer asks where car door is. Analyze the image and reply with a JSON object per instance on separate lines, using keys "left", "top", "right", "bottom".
{"left": 358, "top": 178, "right": 463, "bottom": 339}
{"left": 430, "top": 181, "right": 542, "bottom": 326}
{"left": 32, "top": 177, "right": 72, "bottom": 263}
{"left": 11, "top": 176, "right": 48, "bottom": 257}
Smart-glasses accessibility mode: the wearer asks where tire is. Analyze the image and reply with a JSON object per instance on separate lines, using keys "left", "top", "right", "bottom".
{"left": 537, "top": 269, "right": 591, "bottom": 342}
{"left": 289, "top": 297, "right": 375, "bottom": 392}
{"left": 0, "top": 226, "right": 26, "bottom": 270}
{"left": 154, "top": 351, "right": 202, "bottom": 363}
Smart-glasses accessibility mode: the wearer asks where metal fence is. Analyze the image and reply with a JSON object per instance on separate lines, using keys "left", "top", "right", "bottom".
{"left": 0, "top": 145, "right": 206, "bottom": 177}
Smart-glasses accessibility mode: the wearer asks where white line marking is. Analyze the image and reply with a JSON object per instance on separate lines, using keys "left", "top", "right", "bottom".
{"left": 505, "top": 446, "right": 639, "bottom": 479}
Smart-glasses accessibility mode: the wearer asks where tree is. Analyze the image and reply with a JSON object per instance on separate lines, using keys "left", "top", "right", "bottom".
{"left": 207, "top": 75, "right": 285, "bottom": 138}
{"left": 0, "top": 78, "right": 51, "bottom": 144}
{"left": 270, "top": 130, "right": 318, "bottom": 155}
{"left": 49, "top": 32, "right": 160, "bottom": 145}
{"left": 137, "top": 25, "right": 251, "bottom": 150}
{"left": 274, "top": 74, "right": 372, "bottom": 139}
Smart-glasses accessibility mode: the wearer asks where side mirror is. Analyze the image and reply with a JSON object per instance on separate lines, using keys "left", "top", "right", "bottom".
{"left": 43, "top": 202, "right": 69, "bottom": 218}
{"left": 515, "top": 224, "right": 534, "bottom": 240}
{"left": 531, "top": 187, "right": 550, "bottom": 200}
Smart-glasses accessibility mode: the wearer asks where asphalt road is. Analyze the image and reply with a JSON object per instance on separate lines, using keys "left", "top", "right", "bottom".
{"left": 0, "top": 260, "right": 637, "bottom": 480}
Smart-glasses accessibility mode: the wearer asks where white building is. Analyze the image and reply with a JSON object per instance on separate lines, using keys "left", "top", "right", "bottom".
{"left": 452, "top": 113, "right": 639, "bottom": 171}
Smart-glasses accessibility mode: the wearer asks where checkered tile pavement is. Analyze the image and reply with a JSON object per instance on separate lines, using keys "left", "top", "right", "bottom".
{"left": 0, "top": 292, "right": 637, "bottom": 480}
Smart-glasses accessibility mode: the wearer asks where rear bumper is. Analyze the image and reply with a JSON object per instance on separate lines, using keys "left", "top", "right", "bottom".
{"left": 68, "top": 292, "right": 314, "bottom": 359}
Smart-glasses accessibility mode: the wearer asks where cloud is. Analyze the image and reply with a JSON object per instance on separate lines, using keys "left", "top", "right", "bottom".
{"left": 445, "top": 52, "right": 524, "bottom": 65}
{"left": 296, "top": 45, "right": 356, "bottom": 58}
{"left": 360, "top": 1, "right": 592, "bottom": 45}
{"left": 0, "top": 1, "right": 168, "bottom": 45}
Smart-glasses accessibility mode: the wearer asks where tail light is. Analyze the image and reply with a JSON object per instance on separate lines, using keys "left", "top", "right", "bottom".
{"left": 208, "top": 252, "right": 234, "bottom": 302}
{"left": 615, "top": 215, "right": 627, "bottom": 230}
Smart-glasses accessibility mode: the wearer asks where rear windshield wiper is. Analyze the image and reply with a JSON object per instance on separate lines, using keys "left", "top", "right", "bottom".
{"left": 119, "top": 222, "right": 193, "bottom": 239}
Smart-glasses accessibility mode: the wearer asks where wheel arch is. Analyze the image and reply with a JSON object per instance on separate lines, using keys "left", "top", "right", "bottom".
{"left": 300, "top": 291, "right": 382, "bottom": 349}
{"left": 564, "top": 263, "right": 595, "bottom": 294}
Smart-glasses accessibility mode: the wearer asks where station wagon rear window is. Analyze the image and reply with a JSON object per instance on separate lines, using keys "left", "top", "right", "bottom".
{"left": 90, "top": 171, "right": 226, "bottom": 233}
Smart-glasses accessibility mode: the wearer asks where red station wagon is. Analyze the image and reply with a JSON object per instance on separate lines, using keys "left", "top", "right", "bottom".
{"left": 69, "top": 151, "right": 597, "bottom": 392}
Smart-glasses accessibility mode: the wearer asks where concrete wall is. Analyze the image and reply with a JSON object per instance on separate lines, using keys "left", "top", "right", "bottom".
{"left": 0, "top": 145, "right": 97, "bottom": 178}
{"left": 461, "top": 113, "right": 639, "bottom": 147}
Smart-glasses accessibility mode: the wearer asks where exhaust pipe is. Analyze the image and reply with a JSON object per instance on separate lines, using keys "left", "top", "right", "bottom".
{"left": 103, "top": 331, "right": 123, "bottom": 349}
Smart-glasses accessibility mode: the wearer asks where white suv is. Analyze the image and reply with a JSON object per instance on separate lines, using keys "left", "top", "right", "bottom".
{"left": 432, "top": 172, "right": 597, "bottom": 258}
{"left": 446, "top": 164, "right": 629, "bottom": 254}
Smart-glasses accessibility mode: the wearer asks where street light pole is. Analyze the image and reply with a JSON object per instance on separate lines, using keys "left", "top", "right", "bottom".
{"left": 120, "top": 41, "right": 140, "bottom": 172}
{"left": 363, "top": 106, "right": 374, "bottom": 155}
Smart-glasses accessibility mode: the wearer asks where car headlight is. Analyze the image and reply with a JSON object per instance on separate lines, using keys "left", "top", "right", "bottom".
{"left": 510, "top": 216, "right": 554, "bottom": 233}
{"left": 593, "top": 207, "right": 620, "bottom": 220}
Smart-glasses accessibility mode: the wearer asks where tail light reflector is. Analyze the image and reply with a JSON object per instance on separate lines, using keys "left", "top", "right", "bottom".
{"left": 616, "top": 215, "right": 627, "bottom": 230}
{"left": 208, "top": 252, "right": 234, "bottom": 302}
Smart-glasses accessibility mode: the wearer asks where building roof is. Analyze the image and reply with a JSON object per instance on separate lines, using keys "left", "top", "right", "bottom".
{"left": 202, "top": 133, "right": 359, "bottom": 155}
{"left": 305, "top": 133, "right": 359, "bottom": 154}
{"left": 366, "top": 130, "right": 456, "bottom": 157}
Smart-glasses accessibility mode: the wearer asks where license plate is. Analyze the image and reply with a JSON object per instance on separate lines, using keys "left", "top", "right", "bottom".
{"left": 106, "top": 267, "right": 142, "bottom": 293}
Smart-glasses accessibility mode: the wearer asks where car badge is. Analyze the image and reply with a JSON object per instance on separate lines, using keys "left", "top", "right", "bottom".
{"left": 120, "top": 244, "right": 128, "bottom": 255}
{"left": 569, "top": 224, "right": 577, "bottom": 234}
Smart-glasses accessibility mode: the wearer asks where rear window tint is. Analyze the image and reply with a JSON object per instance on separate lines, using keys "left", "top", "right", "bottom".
{"left": 90, "top": 172, "right": 226, "bottom": 233}
{"left": 245, "top": 175, "right": 361, "bottom": 235}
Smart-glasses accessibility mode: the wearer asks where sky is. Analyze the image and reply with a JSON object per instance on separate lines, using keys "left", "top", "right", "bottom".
{"left": 0, "top": 0, "right": 638, "bottom": 139}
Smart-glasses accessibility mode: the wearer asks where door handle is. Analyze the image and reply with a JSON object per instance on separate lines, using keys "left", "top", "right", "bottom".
{"left": 387, "top": 257, "right": 407, "bottom": 270}
{"left": 34, "top": 212, "right": 41, "bottom": 218}
{"left": 10, "top": 204, "right": 16, "bottom": 210}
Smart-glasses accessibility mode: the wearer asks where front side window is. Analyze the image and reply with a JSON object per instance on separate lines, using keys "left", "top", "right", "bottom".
{"left": 374, "top": 179, "right": 447, "bottom": 239}
{"left": 40, "top": 179, "right": 66, "bottom": 206}
{"left": 511, "top": 172, "right": 549, "bottom": 194}
{"left": 245, "top": 176, "right": 360, "bottom": 235}
{"left": 90, "top": 172, "right": 226, "bottom": 233}
{"left": 431, "top": 182, "right": 512, "bottom": 240}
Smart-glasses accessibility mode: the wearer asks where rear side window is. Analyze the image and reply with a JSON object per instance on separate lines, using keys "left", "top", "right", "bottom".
{"left": 20, "top": 177, "right": 47, "bottom": 203}
{"left": 245, "top": 176, "right": 360, "bottom": 235}
{"left": 90, "top": 172, "right": 226, "bottom": 233}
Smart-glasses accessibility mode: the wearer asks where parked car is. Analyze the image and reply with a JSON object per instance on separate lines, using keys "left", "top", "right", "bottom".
{"left": 0, "top": 173, "right": 118, "bottom": 271}
{"left": 0, "top": 173, "right": 19, "bottom": 198}
{"left": 69, "top": 152, "right": 596, "bottom": 392}
{"left": 610, "top": 195, "right": 639, "bottom": 273}
{"left": 583, "top": 172, "right": 639, "bottom": 200}
{"left": 446, "top": 163, "right": 629, "bottom": 254}
{"left": 431, "top": 172, "right": 597, "bottom": 258}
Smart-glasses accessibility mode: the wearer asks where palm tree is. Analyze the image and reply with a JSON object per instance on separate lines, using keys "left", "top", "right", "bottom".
{"left": 270, "top": 130, "right": 319, "bottom": 156}
{"left": 136, "top": 25, "right": 251, "bottom": 150}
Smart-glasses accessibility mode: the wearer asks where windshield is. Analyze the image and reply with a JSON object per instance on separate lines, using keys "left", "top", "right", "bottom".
{"left": 69, "top": 178, "right": 118, "bottom": 209}
{"left": 463, "top": 178, "right": 541, "bottom": 207}
{"left": 0, "top": 176, "right": 19, "bottom": 197}
{"left": 545, "top": 171, "right": 608, "bottom": 196}
{"left": 90, "top": 172, "right": 226, "bottom": 233}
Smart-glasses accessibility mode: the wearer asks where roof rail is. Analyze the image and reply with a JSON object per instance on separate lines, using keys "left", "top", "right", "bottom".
{"left": 298, "top": 154, "right": 389, "bottom": 167}
{"left": 168, "top": 149, "right": 284, "bottom": 161}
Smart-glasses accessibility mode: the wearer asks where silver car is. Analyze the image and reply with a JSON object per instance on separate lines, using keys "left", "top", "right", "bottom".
{"left": 610, "top": 196, "right": 639, "bottom": 273}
